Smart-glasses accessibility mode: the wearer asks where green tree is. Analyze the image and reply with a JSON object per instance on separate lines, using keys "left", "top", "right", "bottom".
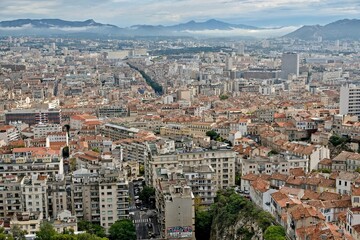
{"left": 139, "top": 186, "right": 155, "bottom": 205}
{"left": 11, "top": 225, "right": 26, "bottom": 240}
{"left": 235, "top": 173, "right": 241, "bottom": 186}
{"left": 76, "top": 233, "right": 108, "bottom": 240}
{"left": 264, "top": 226, "right": 286, "bottom": 240}
{"left": 0, "top": 227, "right": 14, "bottom": 240}
{"left": 139, "top": 164, "right": 145, "bottom": 176}
{"left": 62, "top": 146, "right": 70, "bottom": 158}
{"left": 219, "top": 94, "right": 229, "bottom": 100}
{"left": 108, "top": 219, "right": 136, "bottom": 240}
{"left": 51, "top": 234, "right": 76, "bottom": 240}
{"left": 195, "top": 208, "right": 212, "bottom": 240}
{"left": 92, "top": 148, "right": 100, "bottom": 153}
{"left": 329, "top": 135, "right": 349, "bottom": 147}
{"left": 69, "top": 158, "right": 77, "bottom": 172}
{"left": 206, "top": 130, "right": 219, "bottom": 140}
{"left": 77, "top": 221, "right": 106, "bottom": 238}
{"left": 36, "top": 222, "right": 57, "bottom": 240}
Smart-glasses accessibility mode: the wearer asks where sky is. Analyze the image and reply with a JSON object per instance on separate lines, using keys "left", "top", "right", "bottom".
{"left": 0, "top": 0, "right": 359, "bottom": 27}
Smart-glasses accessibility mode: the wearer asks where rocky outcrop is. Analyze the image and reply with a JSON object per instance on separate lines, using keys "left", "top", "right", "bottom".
{"left": 208, "top": 190, "right": 277, "bottom": 240}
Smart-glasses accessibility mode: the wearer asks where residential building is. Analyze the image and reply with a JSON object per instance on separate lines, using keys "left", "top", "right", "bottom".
{"left": 340, "top": 84, "right": 360, "bottom": 116}
{"left": 281, "top": 52, "right": 299, "bottom": 79}
{"left": 5, "top": 109, "right": 61, "bottom": 126}
{"left": 155, "top": 182, "right": 195, "bottom": 240}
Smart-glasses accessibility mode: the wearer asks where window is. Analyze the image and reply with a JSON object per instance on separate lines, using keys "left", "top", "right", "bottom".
{"left": 354, "top": 197, "right": 359, "bottom": 203}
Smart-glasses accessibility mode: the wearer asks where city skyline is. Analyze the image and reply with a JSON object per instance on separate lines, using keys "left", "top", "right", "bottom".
{"left": 0, "top": 0, "right": 359, "bottom": 27}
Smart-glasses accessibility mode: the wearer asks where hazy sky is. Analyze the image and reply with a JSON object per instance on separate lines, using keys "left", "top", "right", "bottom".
{"left": 1, "top": 0, "right": 359, "bottom": 27}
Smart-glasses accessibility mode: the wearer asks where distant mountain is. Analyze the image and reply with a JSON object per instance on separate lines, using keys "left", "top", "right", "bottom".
{"left": 284, "top": 19, "right": 360, "bottom": 40}
{"left": 130, "top": 19, "right": 257, "bottom": 33}
{"left": 0, "top": 18, "right": 292, "bottom": 38}
{"left": 0, "top": 18, "right": 117, "bottom": 29}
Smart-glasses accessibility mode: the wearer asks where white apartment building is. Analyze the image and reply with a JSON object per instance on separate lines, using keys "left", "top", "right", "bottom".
{"left": 340, "top": 85, "right": 360, "bottom": 116}
{"left": 0, "top": 125, "right": 19, "bottom": 145}
{"left": 147, "top": 149, "right": 236, "bottom": 190}
{"left": 99, "top": 169, "right": 129, "bottom": 232}
{"left": 33, "top": 123, "right": 62, "bottom": 139}
{"left": 21, "top": 175, "right": 48, "bottom": 220}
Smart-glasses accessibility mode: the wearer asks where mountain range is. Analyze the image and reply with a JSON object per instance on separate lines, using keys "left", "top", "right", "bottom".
{"left": 284, "top": 19, "right": 360, "bottom": 40}
{"left": 0, "top": 18, "right": 359, "bottom": 39}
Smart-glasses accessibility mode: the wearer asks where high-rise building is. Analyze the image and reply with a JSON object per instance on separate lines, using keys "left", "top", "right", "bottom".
{"left": 281, "top": 52, "right": 299, "bottom": 79}
{"left": 340, "top": 85, "right": 360, "bottom": 117}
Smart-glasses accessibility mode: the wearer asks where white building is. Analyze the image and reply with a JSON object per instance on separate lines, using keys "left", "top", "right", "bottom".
{"left": 340, "top": 85, "right": 360, "bottom": 116}
{"left": 33, "top": 123, "right": 63, "bottom": 139}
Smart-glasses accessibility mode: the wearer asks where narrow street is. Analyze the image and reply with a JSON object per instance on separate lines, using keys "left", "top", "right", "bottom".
{"left": 129, "top": 180, "right": 159, "bottom": 239}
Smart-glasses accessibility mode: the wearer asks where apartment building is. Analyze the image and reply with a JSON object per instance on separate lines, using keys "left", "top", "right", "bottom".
{"left": 155, "top": 181, "right": 195, "bottom": 240}
{"left": 183, "top": 165, "right": 216, "bottom": 206}
{"left": 340, "top": 85, "right": 360, "bottom": 116}
{"left": 33, "top": 123, "right": 63, "bottom": 139}
{"left": 11, "top": 212, "right": 42, "bottom": 235}
{"left": 21, "top": 175, "right": 49, "bottom": 220}
{"left": 47, "top": 179, "right": 68, "bottom": 219}
{"left": 147, "top": 149, "right": 236, "bottom": 190}
{"left": 0, "top": 147, "right": 64, "bottom": 177}
{"left": 0, "top": 125, "right": 20, "bottom": 145}
{"left": 100, "top": 123, "right": 140, "bottom": 140}
{"left": 71, "top": 168, "right": 100, "bottom": 224}
{"left": 5, "top": 109, "right": 61, "bottom": 126}
{"left": 99, "top": 168, "right": 129, "bottom": 231}
{"left": 71, "top": 168, "right": 129, "bottom": 231}
{"left": 0, "top": 175, "right": 22, "bottom": 218}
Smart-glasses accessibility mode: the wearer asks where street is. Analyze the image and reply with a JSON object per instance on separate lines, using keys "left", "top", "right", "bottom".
{"left": 129, "top": 180, "right": 160, "bottom": 239}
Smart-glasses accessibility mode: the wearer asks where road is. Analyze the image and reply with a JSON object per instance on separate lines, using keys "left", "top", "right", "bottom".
{"left": 129, "top": 182, "right": 150, "bottom": 239}
{"left": 129, "top": 181, "right": 159, "bottom": 239}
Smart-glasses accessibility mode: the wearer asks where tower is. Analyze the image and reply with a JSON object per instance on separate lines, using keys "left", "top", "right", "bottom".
{"left": 281, "top": 52, "right": 299, "bottom": 79}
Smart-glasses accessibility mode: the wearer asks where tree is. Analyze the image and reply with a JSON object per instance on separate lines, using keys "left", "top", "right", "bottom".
{"left": 219, "top": 94, "right": 229, "bottom": 100}
{"left": 206, "top": 130, "right": 219, "bottom": 140}
{"left": 108, "top": 219, "right": 136, "bottom": 240}
{"left": 77, "top": 221, "right": 106, "bottom": 238}
{"left": 195, "top": 209, "right": 212, "bottom": 240}
{"left": 36, "top": 222, "right": 57, "bottom": 240}
{"left": 235, "top": 173, "right": 241, "bottom": 186}
{"left": 329, "top": 135, "right": 349, "bottom": 147}
{"left": 264, "top": 226, "right": 286, "bottom": 240}
{"left": 62, "top": 146, "right": 70, "bottom": 158}
{"left": 76, "top": 233, "right": 108, "bottom": 240}
{"left": 139, "top": 186, "right": 155, "bottom": 205}
{"left": 0, "top": 227, "right": 14, "bottom": 240}
{"left": 92, "top": 147, "right": 100, "bottom": 153}
{"left": 70, "top": 158, "right": 77, "bottom": 172}
{"left": 139, "top": 164, "right": 145, "bottom": 176}
{"left": 11, "top": 225, "right": 26, "bottom": 240}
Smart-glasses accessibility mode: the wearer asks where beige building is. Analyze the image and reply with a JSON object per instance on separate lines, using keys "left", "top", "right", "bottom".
{"left": 99, "top": 169, "right": 129, "bottom": 232}
{"left": 146, "top": 149, "right": 236, "bottom": 190}
{"left": 0, "top": 147, "right": 64, "bottom": 177}
{"left": 156, "top": 182, "right": 195, "bottom": 240}
{"left": 71, "top": 168, "right": 100, "bottom": 224}
{"left": 53, "top": 210, "right": 78, "bottom": 233}
{"left": 21, "top": 175, "right": 49, "bottom": 220}
{"left": 32, "top": 123, "right": 62, "bottom": 139}
{"left": 11, "top": 212, "right": 42, "bottom": 235}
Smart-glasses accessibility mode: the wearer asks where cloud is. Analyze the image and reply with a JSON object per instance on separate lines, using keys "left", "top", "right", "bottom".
{"left": 183, "top": 26, "right": 300, "bottom": 38}
{"left": 0, "top": 0, "right": 359, "bottom": 27}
